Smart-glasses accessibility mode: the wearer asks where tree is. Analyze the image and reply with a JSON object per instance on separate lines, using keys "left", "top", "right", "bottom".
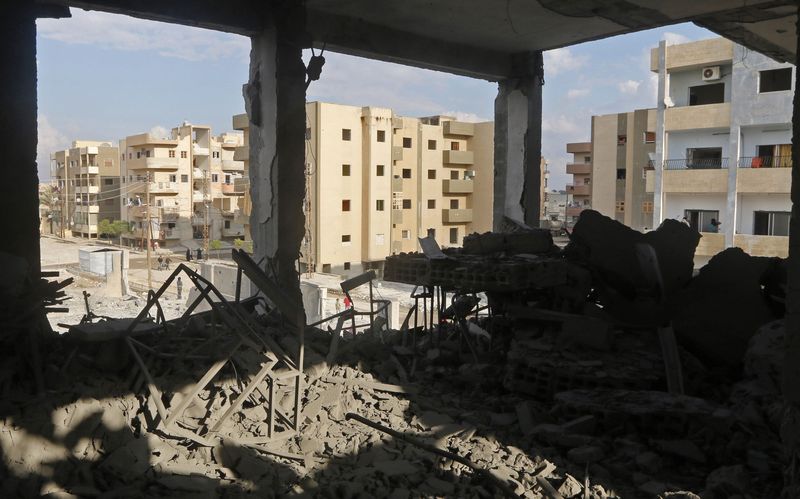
{"left": 98, "top": 219, "right": 130, "bottom": 245}
{"left": 234, "top": 238, "right": 253, "bottom": 254}
{"left": 39, "top": 184, "right": 59, "bottom": 236}
{"left": 209, "top": 239, "right": 223, "bottom": 259}
{"left": 98, "top": 219, "right": 113, "bottom": 240}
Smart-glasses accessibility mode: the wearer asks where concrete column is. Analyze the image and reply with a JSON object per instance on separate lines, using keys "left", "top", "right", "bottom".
{"left": 653, "top": 41, "right": 667, "bottom": 226}
{"left": 725, "top": 125, "right": 740, "bottom": 248}
{"left": 244, "top": 4, "right": 307, "bottom": 303}
{"left": 493, "top": 51, "right": 543, "bottom": 230}
{"left": 0, "top": 5, "right": 40, "bottom": 279}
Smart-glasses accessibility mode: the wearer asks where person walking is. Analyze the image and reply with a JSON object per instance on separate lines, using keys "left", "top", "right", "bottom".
{"left": 165, "top": 257, "right": 172, "bottom": 270}
{"left": 196, "top": 248, "right": 203, "bottom": 261}
{"left": 176, "top": 276, "right": 183, "bottom": 300}
{"left": 186, "top": 248, "right": 192, "bottom": 262}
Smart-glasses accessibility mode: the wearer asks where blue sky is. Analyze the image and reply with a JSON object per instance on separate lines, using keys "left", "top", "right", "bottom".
{"left": 36, "top": 9, "right": 714, "bottom": 188}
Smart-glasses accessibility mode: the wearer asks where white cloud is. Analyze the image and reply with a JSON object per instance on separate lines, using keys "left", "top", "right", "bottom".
{"left": 149, "top": 125, "right": 170, "bottom": 139}
{"left": 544, "top": 47, "right": 588, "bottom": 76}
{"left": 662, "top": 32, "right": 692, "bottom": 46}
{"left": 441, "top": 111, "right": 490, "bottom": 123}
{"left": 37, "top": 8, "right": 249, "bottom": 62}
{"left": 566, "top": 88, "right": 590, "bottom": 99}
{"left": 543, "top": 115, "right": 581, "bottom": 135}
{"left": 37, "top": 114, "right": 70, "bottom": 180}
{"left": 617, "top": 79, "right": 641, "bottom": 95}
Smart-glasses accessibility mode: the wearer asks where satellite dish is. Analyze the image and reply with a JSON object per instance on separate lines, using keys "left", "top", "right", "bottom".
{"left": 664, "top": 96, "right": 675, "bottom": 108}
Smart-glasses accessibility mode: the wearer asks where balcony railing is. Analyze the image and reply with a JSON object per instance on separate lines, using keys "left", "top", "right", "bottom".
{"left": 738, "top": 156, "right": 792, "bottom": 168}
{"left": 663, "top": 158, "right": 728, "bottom": 170}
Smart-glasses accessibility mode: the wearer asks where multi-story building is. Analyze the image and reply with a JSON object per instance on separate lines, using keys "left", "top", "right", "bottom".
{"left": 49, "top": 141, "right": 120, "bottom": 238}
{"left": 232, "top": 113, "right": 251, "bottom": 242}
{"left": 119, "top": 123, "right": 245, "bottom": 247}
{"left": 302, "top": 101, "right": 495, "bottom": 276}
{"left": 648, "top": 37, "right": 793, "bottom": 264}
{"left": 564, "top": 142, "right": 592, "bottom": 226}
{"left": 543, "top": 189, "right": 568, "bottom": 227}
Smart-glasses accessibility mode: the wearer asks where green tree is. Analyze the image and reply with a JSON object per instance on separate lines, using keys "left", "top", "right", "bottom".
{"left": 98, "top": 219, "right": 113, "bottom": 240}
{"left": 234, "top": 238, "right": 253, "bottom": 254}
{"left": 98, "top": 219, "right": 130, "bottom": 245}
{"left": 39, "top": 184, "right": 59, "bottom": 236}
{"left": 209, "top": 239, "right": 223, "bottom": 259}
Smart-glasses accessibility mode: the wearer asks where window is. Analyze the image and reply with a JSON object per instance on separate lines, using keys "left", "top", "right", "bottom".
{"left": 136, "top": 152, "right": 141, "bottom": 159}
{"left": 376, "top": 200, "right": 385, "bottom": 211}
{"left": 344, "top": 262, "right": 351, "bottom": 270}
{"left": 754, "top": 211, "right": 790, "bottom": 236}
{"left": 181, "top": 151, "right": 187, "bottom": 159}
{"left": 342, "top": 200, "right": 351, "bottom": 211}
{"left": 104, "top": 159, "right": 113, "bottom": 167}
{"left": 685, "top": 209, "right": 720, "bottom": 232}
{"left": 322, "top": 264, "right": 331, "bottom": 273}
{"left": 616, "top": 169, "right": 627, "bottom": 180}
{"left": 402, "top": 199, "right": 411, "bottom": 209}
{"left": 617, "top": 135, "right": 627, "bottom": 146}
{"left": 401, "top": 229, "right": 410, "bottom": 239}
{"left": 224, "top": 220, "right": 231, "bottom": 229}
{"left": 689, "top": 83, "right": 725, "bottom": 105}
{"left": 213, "top": 151, "right": 220, "bottom": 159}
{"left": 428, "top": 228, "right": 436, "bottom": 239}
{"left": 759, "top": 68, "right": 792, "bottom": 93}
{"left": 225, "top": 174, "right": 231, "bottom": 184}
{"left": 169, "top": 150, "right": 175, "bottom": 158}
{"left": 427, "top": 199, "right": 436, "bottom": 209}
{"left": 451, "top": 142, "right": 460, "bottom": 151}
{"left": 428, "top": 169, "right": 436, "bottom": 179}
{"left": 643, "top": 201, "right": 654, "bottom": 213}
{"left": 402, "top": 169, "right": 411, "bottom": 179}
{"left": 450, "top": 170, "right": 459, "bottom": 180}
{"left": 687, "top": 147, "right": 723, "bottom": 169}
{"left": 342, "top": 234, "right": 351, "bottom": 243}
{"left": 377, "top": 130, "right": 386, "bottom": 142}
{"left": 121, "top": 154, "right": 124, "bottom": 162}
{"left": 181, "top": 174, "right": 189, "bottom": 182}
{"left": 342, "top": 164, "right": 351, "bottom": 176}
{"left": 128, "top": 153, "right": 132, "bottom": 159}
{"left": 584, "top": 156, "right": 591, "bottom": 164}
{"left": 212, "top": 174, "right": 219, "bottom": 182}
{"left": 428, "top": 140, "right": 437, "bottom": 150}
{"left": 104, "top": 178, "right": 113, "bottom": 185}
{"left": 644, "top": 132, "right": 656, "bottom": 144}
{"left": 616, "top": 201, "right": 625, "bottom": 212}
{"left": 376, "top": 165, "right": 385, "bottom": 176}
{"left": 342, "top": 129, "right": 351, "bottom": 141}
{"left": 449, "top": 228, "right": 458, "bottom": 244}
{"left": 403, "top": 137, "right": 412, "bottom": 148}
{"left": 145, "top": 150, "right": 151, "bottom": 158}
{"left": 450, "top": 199, "right": 459, "bottom": 209}
{"left": 169, "top": 174, "right": 177, "bottom": 182}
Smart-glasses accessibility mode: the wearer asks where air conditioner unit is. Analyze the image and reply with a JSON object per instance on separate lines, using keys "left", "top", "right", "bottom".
{"left": 702, "top": 66, "right": 721, "bottom": 81}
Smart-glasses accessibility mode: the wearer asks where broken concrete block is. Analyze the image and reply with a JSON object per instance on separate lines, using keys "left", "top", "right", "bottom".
{"left": 98, "top": 437, "right": 151, "bottom": 477}
{"left": 557, "top": 474, "right": 583, "bottom": 498}
{"left": 706, "top": 464, "right": 749, "bottom": 495}
{"left": 652, "top": 439, "right": 706, "bottom": 463}
{"left": 566, "top": 445, "right": 605, "bottom": 464}
{"left": 424, "top": 476, "right": 455, "bottom": 495}
{"left": 373, "top": 459, "right": 419, "bottom": 477}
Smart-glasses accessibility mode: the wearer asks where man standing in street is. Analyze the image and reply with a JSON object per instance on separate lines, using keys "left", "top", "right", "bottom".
{"left": 176, "top": 276, "right": 183, "bottom": 300}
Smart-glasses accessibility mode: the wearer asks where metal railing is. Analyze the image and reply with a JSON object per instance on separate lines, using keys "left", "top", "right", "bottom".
{"left": 738, "top": 156, "right": 792, "bottom": 168}
{"left": 663, "top": 158, "right": 728, "bottom": 170}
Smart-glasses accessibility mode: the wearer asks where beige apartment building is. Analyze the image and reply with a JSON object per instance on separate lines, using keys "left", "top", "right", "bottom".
{"left": 301, "top": 101, "right": 495, "bottom": 277}
{"left": 119, "top": 123, "right": 245, "bottom": 248}
{"left": 50, "top": 141, "right": 120, "bottom": 238}
{"left": 564, "top": 142, "right": 592, "bottom": 226}
{"left": 647, "top": 37, "right": 793, "bottom": 264}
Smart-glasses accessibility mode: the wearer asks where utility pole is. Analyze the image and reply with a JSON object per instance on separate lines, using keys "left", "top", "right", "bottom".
{"left": 146, "top": 172, "right": 152, "bottom": 290}
{"left": 203, "top": 169, "right": 209, "bottom": 261}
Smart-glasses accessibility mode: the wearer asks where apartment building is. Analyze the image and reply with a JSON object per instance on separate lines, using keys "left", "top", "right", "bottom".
{"left": 119, "top": 123, "right": 245, "bottom": 247}
{"left": 543, "top": 189, "right": 568, "bottom": 227}
{"left": 49, "top": 141, "right": 120, "bottom": 238}
{"left": 302, "top": 101, "right": 495, "bottom": 277}
{"left": 232, "top": 113, "right": 251, "bottom": 242}
{"left": 564, "top": 142, "right": 592, "bottom": 226}
{"left": 648, "top": 37, "right": 793, "bottom": 264}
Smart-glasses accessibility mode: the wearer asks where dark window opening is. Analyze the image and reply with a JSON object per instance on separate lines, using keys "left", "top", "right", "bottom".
{"left": 402, "top": 199, "right": 411, "bottom": 209}
{"left": 450, "top": 199, "right": 459, "bottom": 209}
{"left": 402, "top": 168, "right": 411, "bottom": 179}
{"left": 342, "top": 235, "right": 351, "bottom": 243}
{"left": 616, "top": 169, "right": 626, "bottom": 180}
{"left": 428, "top": 140, "right": 437, "bottom": 150}
{"left": 342, "top": 200, "right": 351, "bottom": 211}
{"left": 344, "top": 262, "right": 351, "bottom": 270}
{"left": 427, "top": 199, "right": 436, "bottom": 209}
{"left": 342, "top": 164, "right": 351, "bottom": 176}
{"left": 403, "top": 137, "right": 412, "bottom": 148}
{"left": 687, "top": 148, "right": 723, "bottom": 169}
{"left": 685, "top": 209, "right": 720, "bottom": 232}
{"left": 617, "top": 135, "right": 627, "bottom": 146}
{"left": 376, "top": 165, "right": 385, "bottom": 176}
{"left": 427, "top": 169, "right": 436, "bottom": 179}
{"left": 754, "top": 211, "right": 790, "bottom": 236}
{"left": 449, "top": 228, "right": 458, "bottom": 244}
{"left": 759, "top": 68, "right": 792, "bottom": 93}
{"left": 644, "top": 132, "right": 656, "bottom": 143}
{"left": 689, "top": 83, "right": 725, "bottom": 105}
{"left": 342, "top": 129, "right": 351, "bottom": 141}
{"left": 377, "top": 130, "right": 385, "bottom": 142}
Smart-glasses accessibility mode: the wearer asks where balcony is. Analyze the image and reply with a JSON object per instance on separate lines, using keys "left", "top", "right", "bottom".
{"left": 149, "top": 182, "right": 179, "bottom": 194}
{"left": 234, "top": 177, "right": 249, "bottom": 194}
{"left": 737, "top": 166, "right": 791, "bottom": 194}
{"left": 662, "top": 169, "right": 728, "bottom": 193}
{"left": 695, "top": 232, "right": 726, "bottom": 257}
{"left": 443, "top": 208, "right": 473, "bottom": 224}
{"left": 233, "top": 113, "right": 249, "bottom": 130}
{"left": 664, "top": 102, "right": 731, "bottom": 131}
{"left": 443, "top": 120, "right": 474, "bottom": 137}
{"left": 125, "top": 133, "right": 178, "bottom": 147}
{"left": 443, "top": 150, "right": 474, "bottom": 166}
{"left": 192, "top": 144, "right": 210, "bottom": 156}
{"left": 223, "top": 226, "right": 246, "bottom": 238}
{"left": 76, "top": 185, "right": 100, "bottom": 194}
{"left": 734, "top": 234, "right": 788, "bottom": 258}
{"left": 221, "top": 159, "right": 245, "bottom": 171}
{"left": 392, "top": 209, "right": 403, "bottom": 224}
{"left": 128, "top": 157, "right": 179, "bottom": 171}
{"left": 79, "top": 166, "right": 99, "bottom": 175}
{"left": 566, "top": 163, "right": 592, "bottom": 175}
{"left": 160, "top": 206, "right": 180, "bottom": 221}
{"left": 392, "top": 177, "right": 403, "bottom": 192}
{"left": 234, "top": 145, "right": 249, "bottom": 162}
{"left": 442, "top": 179, "right": 474, "bottom": 194}
{"left": 76, "top": 204, "right": 100, "bottom": 214}
{"left": 193, "top": 192, "right": 208, "bottom": 203}
{"left": 566, "top": 184, "right": 590, "bottom": 196}
{"left": 221, "top": 183, "right": 243, "bottom": 195}
{"left": 392, "top": 146, "right": 403, "bottom": 161}
{"left": 128, "top": 205, "right": 147, "bottom": 218}
{"left": 391, "top": 116, "right": 403, "bottom": 129}
{"left": 566, "top": 142, "right": 592, "bottom": 154}
{"left": 738, "top": 156, "right": 792, "bottom": 169}
{"left": 663, "top": 158, "right": 728, "bottom": 170}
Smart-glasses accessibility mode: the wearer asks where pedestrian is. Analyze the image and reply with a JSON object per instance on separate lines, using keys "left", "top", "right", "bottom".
{"left": 186, "top": 248, "right": 192, "bottom": 261}
{"left": 343, "top": 295, "right": 352, "bottom": 309}
{"left": 197, "top": 248, "right": 203, "bottom": 260}
{"left": 335, "top": 298, "right": 342, "bottom": 314}
{"left": 157, "top": 255, "right": 163, "bottom": 270}
{"left": 165, "top": 257, "right": 171, "bottom": 270}
{"left": 176, "top": 276, "right": 183, "bottom": 300}
{"left": 709, "top": 218, "right": 721, "bottom": 233}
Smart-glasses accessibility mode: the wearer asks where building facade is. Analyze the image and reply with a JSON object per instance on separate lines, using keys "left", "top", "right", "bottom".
{"left": 564, "top": 142, "right": 592, "bottom": 226}
{"left": 119, "top": 123, "right": 245, "bottom": 248}
{"left": 50, "top": 141, "right": 120, "bottom": 238}
{"left": 649, "top": 37, "right": 793, "bottom": 263}
{"left": 302, "top": 101, "right": 495, "bottom": 277}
